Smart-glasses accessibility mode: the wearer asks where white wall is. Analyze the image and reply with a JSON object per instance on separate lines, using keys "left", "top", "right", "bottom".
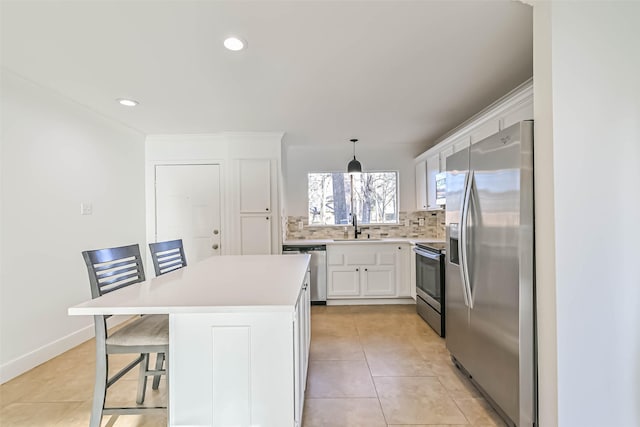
{"left": 535, "top": 2, "right": 640, "bottom": 425}
{"left": 283, "top": 143, "right": 421, "bottom": 217}
{"left": 0, "top": 71, "right": 146, "bottom": 383}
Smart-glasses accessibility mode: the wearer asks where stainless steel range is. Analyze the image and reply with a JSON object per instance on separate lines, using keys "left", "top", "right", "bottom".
{"left": 413, "top": 242, "right": 446, "bottom": 336}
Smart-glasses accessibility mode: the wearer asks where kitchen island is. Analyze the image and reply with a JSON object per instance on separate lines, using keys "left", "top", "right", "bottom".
{"left": 69, "top": 254, "right": 311, "bottom": 427}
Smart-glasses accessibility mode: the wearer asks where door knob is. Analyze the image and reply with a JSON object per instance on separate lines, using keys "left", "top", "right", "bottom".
{"left": 212, "top": 244, "right": 219, "bottom": 250}
{"left": 213, "top": 230, "right": 219, "bottom": 235}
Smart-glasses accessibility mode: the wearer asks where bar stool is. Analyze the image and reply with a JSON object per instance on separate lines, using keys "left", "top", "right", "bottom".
{"left": 148, "top": 239, "right": 187, "bottom": 277}
{"left": 82, "top": 244, "right": 168, "bottom": 427}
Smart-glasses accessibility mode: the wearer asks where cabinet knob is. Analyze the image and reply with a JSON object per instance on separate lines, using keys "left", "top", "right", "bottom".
{"left": 356, "top": 268, "right": 359, "bottom": 272}
{"left": 398, "top": 246, "right": 401, "bottom": 250}
{"left": 266, "top": 217, "right": 269, "bottom": 220}
{"left": 365, "top": 268, "right": 368, "bottom": 272}
{"left": 212, "top": 244, "right": 219, "bottom": 250}
{"left": 213, "top": 229, "right": 219, "bottom": 235}
{"left": 266, "top": 208, "right": 269, "bottom": 211}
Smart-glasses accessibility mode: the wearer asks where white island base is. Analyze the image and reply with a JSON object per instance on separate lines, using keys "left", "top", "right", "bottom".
{"left": 170, "top": 307, "right": 310, "bottom": 427}
{"left": 69, "top": 255, "right": 311, "bottom": 427}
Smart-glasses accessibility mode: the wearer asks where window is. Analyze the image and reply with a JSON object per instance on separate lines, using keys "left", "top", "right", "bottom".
{"left": 308, "top": 172, "right": 398, "bottom": 225}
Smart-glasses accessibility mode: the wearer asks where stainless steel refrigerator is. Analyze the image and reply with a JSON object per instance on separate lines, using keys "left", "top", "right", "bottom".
{"left": 445, "top": 121, "right": 535, "bottom": 427}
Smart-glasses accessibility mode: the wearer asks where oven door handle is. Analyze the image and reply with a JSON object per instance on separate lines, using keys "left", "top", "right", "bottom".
{"left": 413, "top": 247, "right": 441, "bottom": 261}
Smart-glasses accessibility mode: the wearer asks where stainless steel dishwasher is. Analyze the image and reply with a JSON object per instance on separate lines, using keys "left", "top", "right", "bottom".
{"left": 282, "top": 244, "right": 327, "bottom": 305}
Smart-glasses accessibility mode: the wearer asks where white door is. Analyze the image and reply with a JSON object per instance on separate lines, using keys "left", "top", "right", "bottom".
{"left": 155, "top": 164, "right": 222, "bottom": 264}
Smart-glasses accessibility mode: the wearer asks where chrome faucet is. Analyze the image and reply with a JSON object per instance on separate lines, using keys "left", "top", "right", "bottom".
{"left": 352, "top": 214, "right": 362, "bottom": 239}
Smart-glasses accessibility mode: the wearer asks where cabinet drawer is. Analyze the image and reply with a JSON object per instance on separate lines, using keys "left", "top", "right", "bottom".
{"left": 346, "top": 253, "right": 376, "bottom": 265}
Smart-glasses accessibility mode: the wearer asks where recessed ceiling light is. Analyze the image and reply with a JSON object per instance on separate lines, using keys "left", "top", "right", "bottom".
{"left": 116, "top": 98, "right": 139, "bottom": 107}
{"left": 224, "top": 36, "right": 246, "bottom": 51}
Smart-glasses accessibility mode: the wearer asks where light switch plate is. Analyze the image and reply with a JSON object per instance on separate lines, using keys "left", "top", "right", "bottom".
{"left": 298, "top": 220, "right": 304, "bottom": 231}
{"left": 404, "top": 219, "right": 410, "bottom": 227}
{"left": 418, "top": 218, "right": 425, "bottom": 227}
{"left": 80, "top": 202, "right": 93, "bottom": 215}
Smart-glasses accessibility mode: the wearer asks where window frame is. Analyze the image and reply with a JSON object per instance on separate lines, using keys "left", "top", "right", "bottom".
{"left": 307, "top": 170, "right": 400, "bottom": 227}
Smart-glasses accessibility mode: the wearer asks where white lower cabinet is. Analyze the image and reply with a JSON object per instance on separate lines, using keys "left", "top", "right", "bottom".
{"left": 396, "top": 244, "right": 412, "bottom": 298}
{"left": 328, "top": 267, "right": 361, "bottom": 296}
{"left": 327, "top": 244, "right": 412, "bottom": 299}
{"left": 362, "top": 266, "right": 395, "bottom": 296}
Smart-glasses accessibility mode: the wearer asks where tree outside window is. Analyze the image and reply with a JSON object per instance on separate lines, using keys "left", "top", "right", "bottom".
{"left": 308, "top": 172, "right": 398, "bottom": 225}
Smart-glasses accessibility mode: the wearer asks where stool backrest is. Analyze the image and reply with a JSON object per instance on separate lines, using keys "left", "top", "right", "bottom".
{"left": 82, "top": 244, "right": 146, "bottom": 298}
{"left": 148, "top": 239, "right": 187, "bottom": 276}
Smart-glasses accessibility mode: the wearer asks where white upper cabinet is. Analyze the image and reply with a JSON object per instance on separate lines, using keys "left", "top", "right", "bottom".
{"left": 414, "top": 79, "right": 533, "bottom": 208}
{"left": 415, "top": 161, "right": 427, "bottom": 211}
{"left": 425, "top": 152, "right": 442, "bottom": 211}
{"left": 439, "top": 146, "right": 455, "bottom": 174}
{"left": 239, "top": 159, "right": 271, "bottom": 213}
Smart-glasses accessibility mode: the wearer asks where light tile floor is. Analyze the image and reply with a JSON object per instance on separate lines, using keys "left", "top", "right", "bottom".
{"left": 0, "top": 305, "right": 505, "bottom": 426}
{"left": 302, "top": 304, "right": 505, "bottom": 427}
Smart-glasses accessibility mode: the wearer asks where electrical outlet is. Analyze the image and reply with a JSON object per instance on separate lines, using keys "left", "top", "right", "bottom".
{"left": 418, "top": 217, "right": 425, "bottom": 227}
{"left": 297, "top": 220, "right": 304, "bottom": 231}
{"left": 404, "top": 218, "right": 410, "bottom": 227}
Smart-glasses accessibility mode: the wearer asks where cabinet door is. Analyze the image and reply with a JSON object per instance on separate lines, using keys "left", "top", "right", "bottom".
{"left": 415, "top": 161, "right": 427, "bottom": 211}
{"left": 362, "top": 266, "right": 396, "bottom": 296}
{"left": 327, "top": 267, "right": 360, "bottom": 297}
{"left": 395, "top": 245, "right": 412, "bottom": 297}
{"left": 426, "top": 153, "right": 441, "bottom": 211}
{"left": 439, "top": 146, "right": 455, "bottom": 173}
{"left": 294, "top": 277, "right": 311, "bottom": 426}
{"left": 239, "top": 159, "right": 271, "bottom": 213}
{"left": 410, "top": 246, "right": 417, "bottom": 300}
{"left": 293, "top": 293, "right": 303, "bottom": 427}
{"left": 239, "top": 216, "right": 271, "bottom": 255}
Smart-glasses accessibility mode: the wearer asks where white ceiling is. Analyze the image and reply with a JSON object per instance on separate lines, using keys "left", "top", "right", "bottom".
{"left": 0, "top": 1, "right": 532, "bottom": 150}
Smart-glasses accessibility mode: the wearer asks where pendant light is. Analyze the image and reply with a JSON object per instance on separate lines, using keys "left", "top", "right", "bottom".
{"left": 347, "top": 138, "right": 362, "bottom": 173}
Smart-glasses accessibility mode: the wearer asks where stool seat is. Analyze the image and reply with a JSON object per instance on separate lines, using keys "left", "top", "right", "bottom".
{"left": 107, "top": 314, "right": 169, "bottom": 347}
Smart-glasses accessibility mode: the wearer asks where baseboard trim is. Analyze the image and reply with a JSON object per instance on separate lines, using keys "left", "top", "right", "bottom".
{"left": 0, "top": 315, "right": 130, "bottom": 384}
{"left": 327, "top": 297, "right": 416, "bottom": 306}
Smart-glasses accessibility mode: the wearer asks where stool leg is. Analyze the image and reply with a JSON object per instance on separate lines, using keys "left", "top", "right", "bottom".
{"left": 152, "top": 352, "right": 164, "bottom": 390}
{"left": 136, "top": 353, "right": 149, "bottom": 404}
{"left": 91, "top": 317, "right": 108, "bottom": 427}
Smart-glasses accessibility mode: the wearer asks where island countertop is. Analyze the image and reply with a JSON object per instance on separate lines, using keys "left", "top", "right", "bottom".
{"left": 68, "top": 254, "right": 311, "bottom": 316}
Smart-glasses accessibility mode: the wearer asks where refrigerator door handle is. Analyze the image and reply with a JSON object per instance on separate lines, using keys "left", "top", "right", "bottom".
{"left": 460, "top": 170, "right": 474, "bottom": 309}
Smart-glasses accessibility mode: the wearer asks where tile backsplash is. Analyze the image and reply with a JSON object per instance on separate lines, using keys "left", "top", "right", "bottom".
{"left": 284, "top": 211, "right": 445, "bottom": 241}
